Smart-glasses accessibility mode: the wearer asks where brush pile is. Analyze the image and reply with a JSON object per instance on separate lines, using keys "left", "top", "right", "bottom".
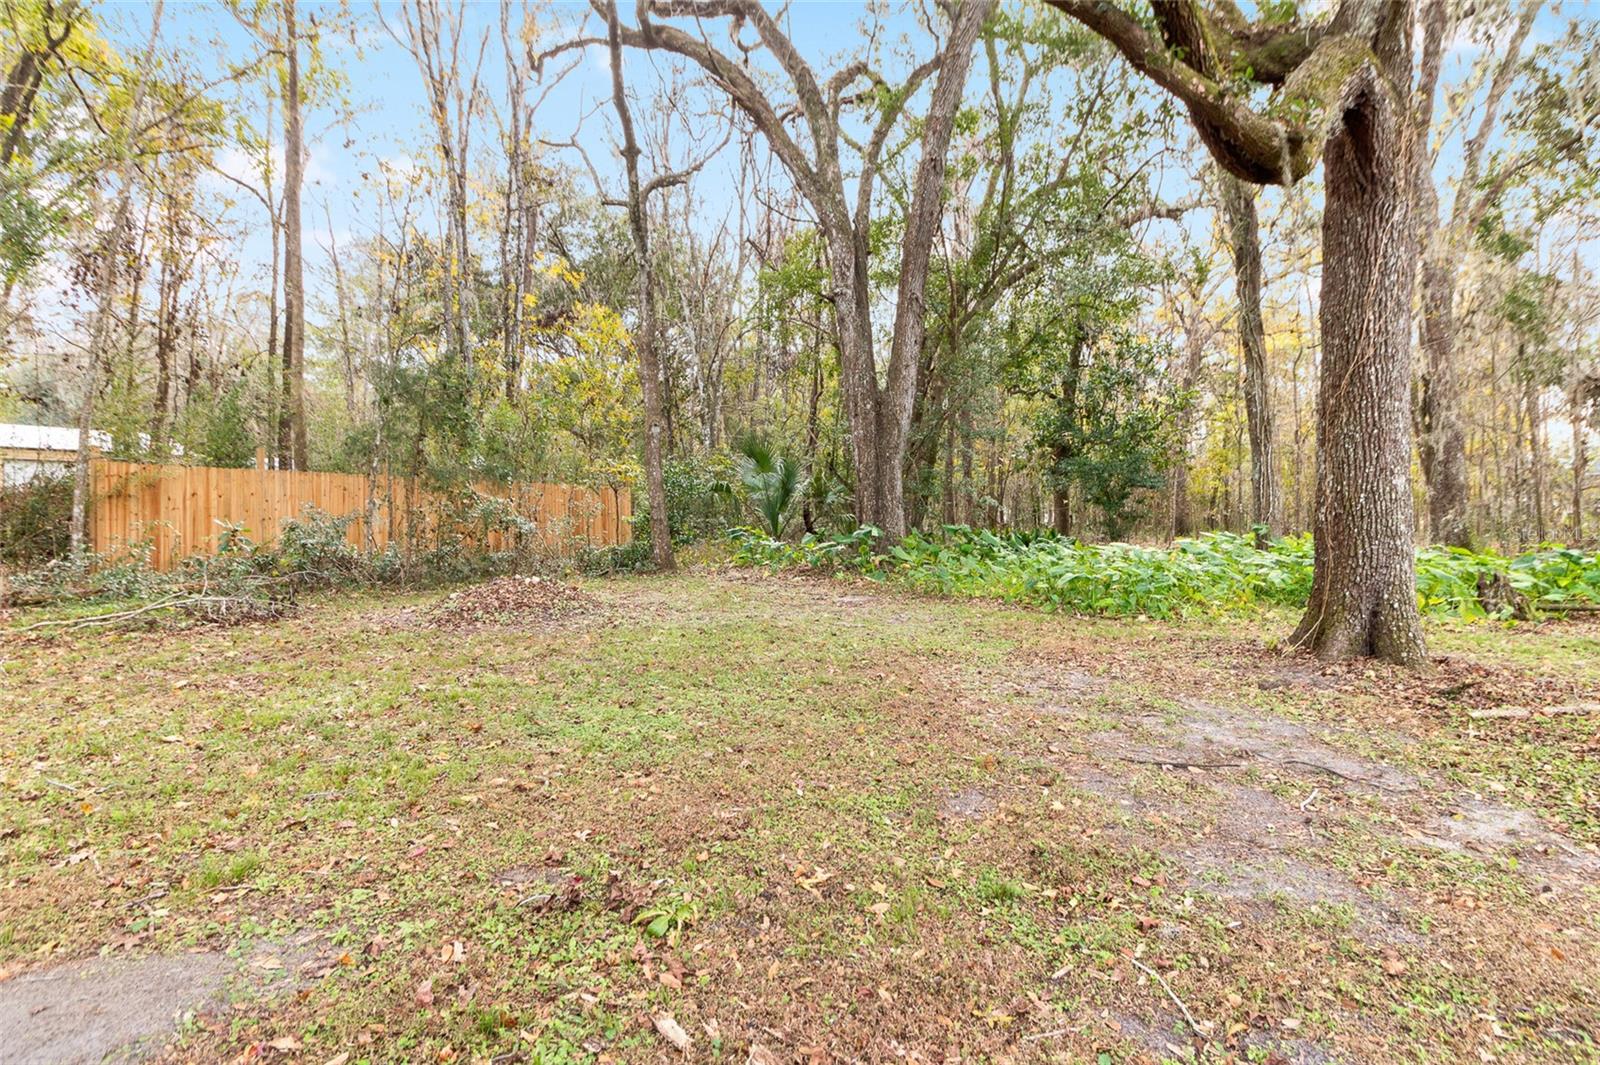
{"left": 428, "top": 575, "right": 596, "bottom": 630}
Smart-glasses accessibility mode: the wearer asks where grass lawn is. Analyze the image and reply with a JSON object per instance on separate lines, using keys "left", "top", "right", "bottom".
{"left": 2, "top": 572, "right": 1598, "bottom": 1063}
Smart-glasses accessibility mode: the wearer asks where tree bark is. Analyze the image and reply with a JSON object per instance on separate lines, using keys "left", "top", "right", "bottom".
{"left": 959, "top": 407, "right": 973, "bottom": 525}
{"left": 1289, "top": 54, "right": 1426, "bottom": 665}
{"left": 281, "top": 0, "right": 308, "bottom": 470}
{"left": 1218, "top": 170, "right": 1279, "bottom": 542}
{"left": 876, "top": 0, "right": 992, "bottom": 537}
{"left": 1051, "top": 333, "right": 1084, "bottom": 537}
{"left": 262, "top": 83, "right": 281, "bottom": 467}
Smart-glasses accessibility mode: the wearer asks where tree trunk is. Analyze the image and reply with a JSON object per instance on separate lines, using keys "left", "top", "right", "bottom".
{"left": 1414, "top": 0, "right": 1539, "bottom": 548}
{"left": 1218, "top": 171, "right": 1279, "bottom": 543}
{"left": 70, "top": 0, "right": 164, "bottom": 555}
{"left": 325, "top": 205, "right": 357, "bottom": 419}
{"left": 1525, "top": 358, "right": 1546, "bottom": 543}
{"left": 1052, "top": 334, "right": 1084, "bottom": 537}
{"left": 613, "top": 0, "right": 989, "bottom": 544}
{"left": 826, "top": 231, "right": 886, "bottom": 532}
{"left": 1051, "top": 479, "right": 1072, "bottom": 536}
{"left": 1290, "top": 61, "right": 1426, "bottom": 665}
{"left": 281, "top": 0, "right": 308, "bottom": 470}
{"left": 1572, "top": 381, "right": 1588, "bottom": 542}
{"left": 877, "top": 0, "right": 992, "bottom": 539}
{"left": 604, "top": 1, "right": 672, "bottom": 571}
{"left": 1416, "top": 255, "right": 1469, "bottom": 546}
{"left": 262, "top": 84, "right": 281, "bottom": 467}
{"left": 941, "top": 415, "right": 957, "bottom": 526}
{"left": 801, "top": 320, "right": 824, "bottom": 535}
{"left": 959, "top": 407, "right": 973, "bottom": 525}
{"left": 1172, "top": 305, "right": 1207, "bottom": 539}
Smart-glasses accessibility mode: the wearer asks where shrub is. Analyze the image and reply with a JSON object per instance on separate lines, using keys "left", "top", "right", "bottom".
{"left": 577, "top": 539, "right": 652, "bottom": 575}
{"left": 0, "top": 472, "right": 72, "bottom": 566}
{"left": 631, "top": 458, "right": 740, "bottom": 551}
{"left": 274, "top": 507, "right": 366, "bottom": 582}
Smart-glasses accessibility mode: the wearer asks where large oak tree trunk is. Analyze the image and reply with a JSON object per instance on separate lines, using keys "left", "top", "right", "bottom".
{"left": 1044, "top": 0, "right": 1435, "bottom": 666}
{"left": 1290, "top": 67, "right": 1426, "bottom": 665}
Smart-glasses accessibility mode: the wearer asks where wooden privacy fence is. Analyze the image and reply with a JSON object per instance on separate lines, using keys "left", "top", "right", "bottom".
{"left": 89, "top": 458, "right": 631, "bottom": 570}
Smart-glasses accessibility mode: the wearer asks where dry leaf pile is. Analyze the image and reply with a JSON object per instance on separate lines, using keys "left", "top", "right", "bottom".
{"left": 427, "top": 576, "right": 596, "bottom": 630}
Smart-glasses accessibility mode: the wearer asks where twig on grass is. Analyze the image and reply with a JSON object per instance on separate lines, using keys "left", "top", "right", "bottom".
{"left": 17, "top": 596, "right": 186, "bottom": 630}
{"left": 1115, "top": 755, "right": 1243, "bottom": 770}
{"left": 15, "top": 594, "right": 279, "bottom": 632}
{"left": 1130, "top": 956, "right": 1206, "bottom": 1044}
{"left": 1276, "top": 758, "right": 1404, "bottom": 791}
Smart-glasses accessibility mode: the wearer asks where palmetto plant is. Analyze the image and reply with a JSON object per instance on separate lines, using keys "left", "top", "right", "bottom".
{"left": 734, "top": 436, "right": 809, "bottom": 539}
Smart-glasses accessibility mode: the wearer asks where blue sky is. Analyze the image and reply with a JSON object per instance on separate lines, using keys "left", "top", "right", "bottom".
{"left": 97, "top": 0, "right": 944, "bottom": 293}
{"left": 88, "top": 0, "right": 1595, "bottom": 326}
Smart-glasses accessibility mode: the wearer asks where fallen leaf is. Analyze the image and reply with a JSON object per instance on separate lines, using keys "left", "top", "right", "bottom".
{"left": 266, "top": 1035, "right": 302, "bottom": 1051}
{"left": 748, "top": 1044, "right": 782, "bottom": 1065}
{"left": 653, "top": 1013, "right": 692, "bottom": 1052}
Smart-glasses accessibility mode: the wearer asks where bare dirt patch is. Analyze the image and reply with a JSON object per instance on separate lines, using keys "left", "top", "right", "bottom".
{"left": 0, "top": 933, "right": 326, "bottom": 1065}
{"left": 1414, "top": 797, "right": 1600, "bottom": 885}
{"left": 1082, "top": 697, "right": 1418, "bottom": 793}
{"left": 937, "top": 787, "right": 997, "bottom": 820}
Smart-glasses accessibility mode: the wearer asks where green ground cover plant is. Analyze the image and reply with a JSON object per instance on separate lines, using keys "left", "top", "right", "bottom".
{"left": 730, "top": 525, "right": 1600, "bottom": 620}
